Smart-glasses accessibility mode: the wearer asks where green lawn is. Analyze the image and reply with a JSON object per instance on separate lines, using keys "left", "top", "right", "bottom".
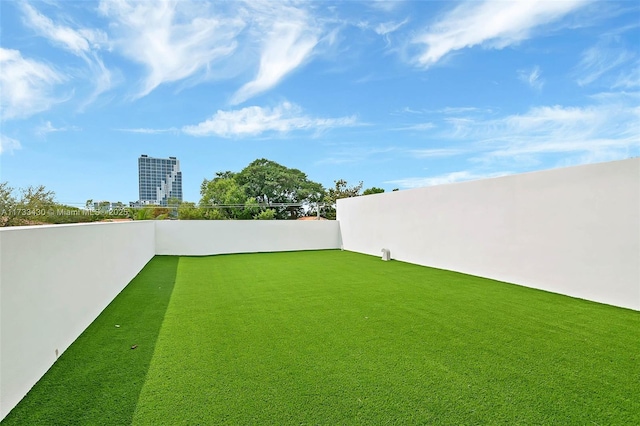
{"left": 3, "top": 251, "right": 638, "bottom": 425}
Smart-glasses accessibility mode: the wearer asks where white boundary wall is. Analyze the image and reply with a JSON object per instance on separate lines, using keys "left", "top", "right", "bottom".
{"left": 338, "top": 159, "right": 640, "bottom": 310}
{"left": 155, "top": 220, "right": 341, "bottom": 255}
{"left": 0, "top": 220, "right": 341, "bottom": 419}
{"left": 0, "top": 221, "right": 156, "bottom": 419}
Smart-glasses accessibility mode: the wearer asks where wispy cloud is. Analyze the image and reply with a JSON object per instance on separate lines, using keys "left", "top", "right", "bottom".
{"left": 391, "top": 93, "right": 639, "bottom": 186}
{"left": 21, "top": 3, "right": 107, "bottom": 55}
{"left": 438, "top": 95, "right": 640, "bottom": 163}
{"left": 98, "top": 0, "right": 325, "bottom": 104}
{"left": 230, "top": 3, "right": 321, "bottom": 105}
{"left": 36, "top": 121, "right": 82, "bottom": 136}
{"left": 316, "top": 146, "right": 396, "bottom": 165}
{"left": 368, "top": 0, "right": 404, "bottom": 13}
{"left": 374, "top": 18, "right": 409, "bottom": 45}
{"left": 394, "top": 106, "right": 489, "bottom": 116}
{"left": 518, "top": 65, "right": 544, "bottom": 90}
{"left": 375, "top": 19, "right": 409, "bottom": 36}
{"left": 575, "top": 39, "right": 636, "bottom": 86}
{"left": 412, "top": 0, "right": 589, "bottom": 67}
{"left": 409, "top": 148, "right": 464, "bottom": 158}
{"left": 21, "top": 2, "right": 112, "bottom": 105}
{"left": 182, "top": 101, "right": 357, "bottom": 137}
{"left": 114, "top": 127, "right": 180, "bottom": 135}
{"left": 392, "top": 123, "right": 435, "bottom": 131}
{"left": 612, "top": 62, "right": 640, "bottom": 89}
{"left": 0, "top": 134, "right": 22, "bottom": 155}
{"left": 0, "top": 48, "right": 66, "bottom": 119}
{"left": 99, "top": 0, "right": 245, "bottom": 99}
{"left": 386, "top": 170, "right": 512, "bottom": 189}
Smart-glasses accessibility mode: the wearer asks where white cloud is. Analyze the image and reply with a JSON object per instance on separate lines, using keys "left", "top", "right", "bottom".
{"left": 99, "top": 0, "right": 245, "bottom": 99}
{"left": 612, "top": 63, "right": 640, "bottom": 89}
{"left": 0, "top": 48, "right": 65, "bottom": 119}
{"left": 375, "top": 18, "right": 409, "bottom": 46}
{"left": 316, "top": 146, "right": 396, "bottom": 165}
{"left": 115, "top": 127, "right": 180, "bottom": 134}
{"left": 438, "top": 107, "right": 488, "bottom": 115}
{"left": 439, "top": 96, "right": 640, "bottom": 162}
{"left": 21, "top": 3, "right": 106, "bottom": 55}
{"left": 0, "top": 134, "right": 22, "bottom": 155}
{"left": 576, "top": 40, "right": 636, "bottom": 86}
{"left": 412, "top": 0, "right": 589, "bottom": 67}
{"left": 409, "top": 148, "right": 463, "bottom": 158}
{"left": 36, "top": 121, "right": 82, "bottom": 136}
{"left": 230, "top": 3, "right": 321, "bottom": 105}
{"left": 368, "top": 0, "right": 404, "bottom": 13}
{"left": 518, "top": 65, "right": 544, "bottom": 90}
{"left": 386, "top": 171, "right": 512, "bottom": 189}
{"left": 21, "top": 3, "right": 112, "bottom": 104}
{"left": 182, "top": 101, "right": 356, "bottom": 137}
{"left": 375, "top": 19, "right": 409, "bottom": 36}
{"left": 392, "top": 123, "right": 435, "bottom": 131}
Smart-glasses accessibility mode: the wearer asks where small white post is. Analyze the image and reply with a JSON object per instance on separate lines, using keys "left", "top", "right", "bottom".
{"left": 381, "top": 248, "right": 390, "bottom": 261}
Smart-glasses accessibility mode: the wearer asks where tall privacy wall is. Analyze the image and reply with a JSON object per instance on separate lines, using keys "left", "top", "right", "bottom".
{"left": 0, "top": 221, "right": 156, "bottom": 419}
{"left": 0, "top": 220, "right": 341, "bottom": 419}
{"left": 338, "top": 158, "right": 640, "bottom": 310}
{"left": 155, "top": 220, "right": 341, "bottom": 255}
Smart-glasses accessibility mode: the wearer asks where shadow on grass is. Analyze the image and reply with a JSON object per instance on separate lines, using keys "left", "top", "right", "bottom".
{"left": 1, "top": 256, "right": 178, "bottom": 426}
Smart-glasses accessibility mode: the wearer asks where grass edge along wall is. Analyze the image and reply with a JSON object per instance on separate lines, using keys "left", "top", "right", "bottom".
{"left": 338, "top": 158, "right": 640, "bottom": 310}
{"left": 3, "top": 251, "right": 639, "bottom": 425}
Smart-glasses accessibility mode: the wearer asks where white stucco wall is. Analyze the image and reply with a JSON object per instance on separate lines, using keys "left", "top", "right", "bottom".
{"left": 0, "top": 221, "right": 155, "bottom": 419}
{"left": 0, "top": 219, "right": 341, "bottom": 419}
{"left": 155, "top": 220, "right": 341, "bottom": 255}
{"left": 338, "top": 159, "right": 640, "bottom": 310}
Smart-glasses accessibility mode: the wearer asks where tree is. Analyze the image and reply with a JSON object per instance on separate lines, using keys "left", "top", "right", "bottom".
{"left": 167, "top": 197, "right": 182, "bottom": 218}
{"left": 167, "top": 197, "right": 182, "bottom": 207}
{"left": 254, "top": 208, "right": 276, "bottom": 220}
{"left": 85, "top": 199, "right": 94, "bottom": 210}
{"left": 133, "top": 207, "right": 154, "bottom": 220}
{"left": 0, "top": 182, "right": 19, "bottom": 226}
{"left": 322, "top": 179, "right": 363, "bottom": 220}
{"left": 234, "top": 159, "right": 324, "bottom": 219}
{"left": 97, "top": 201, "right": 110, "bottom": 212}
{"left": 363, "top": 187, "right": 385, "bottom": 195}
{"left": 20, "top": 185, "right": 56, "bottom": 211}
{"left": 178, "top": 202, "right": 204, "bottom": 220}
{"left": 200, "top": 176, "right": 255, "bottom": 219}
{"left": 1, "top": 183, "right": 56, "bottom": 226}
{"left": 205, "top": 209, "right": 227, "bottom": 220}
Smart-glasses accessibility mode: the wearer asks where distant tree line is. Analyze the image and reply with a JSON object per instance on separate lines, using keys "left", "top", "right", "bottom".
{"left": 0, "top": 182, "right": 129, "bottom": 227}
{"left": 0, "top": 158, "right": 394, "bottom": 226}
{"left": 176, "top": 158, "right": 389, "bottom": 221}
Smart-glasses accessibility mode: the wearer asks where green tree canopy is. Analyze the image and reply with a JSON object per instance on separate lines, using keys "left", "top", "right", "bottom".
{"left": 322, "top": 179, "right": 363, "bottom": 220}
{"left": 178, "top": 202, "right": 204, "bottom": 220}
{"left": 1, "top": 183, "right": 57, "bottom": 226}
{"left": 199, "top": 175, "right": 254, "bottom": 219}
{"left": 254, "top": 208, "right": 276, "bottom": 220}
{"left": 235, "top": 159, "right": 324, "bottom": 219}
{"left": 363, "top": 187, "right": 385, "bottom": 195}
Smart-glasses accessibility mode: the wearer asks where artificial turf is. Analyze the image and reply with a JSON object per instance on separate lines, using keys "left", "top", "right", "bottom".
{"left": 1, "top": 256, "right": 179, "bottom": 425}
{"left": 3, "top": 250, "right": 639, "bottom": 424}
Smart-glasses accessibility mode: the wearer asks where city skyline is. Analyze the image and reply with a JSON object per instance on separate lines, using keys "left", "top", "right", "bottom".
{"left": 1, "top": 1, "right": 638, "bottom": 204}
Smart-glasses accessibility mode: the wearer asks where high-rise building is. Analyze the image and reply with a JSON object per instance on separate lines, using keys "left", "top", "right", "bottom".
{"left": 138, "top": 155, "right": 183, "bottom": 206}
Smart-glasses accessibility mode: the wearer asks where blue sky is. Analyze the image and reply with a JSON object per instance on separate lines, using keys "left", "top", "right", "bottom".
{"left": 1, "top": 0, "right": 638, "bottom": 205}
